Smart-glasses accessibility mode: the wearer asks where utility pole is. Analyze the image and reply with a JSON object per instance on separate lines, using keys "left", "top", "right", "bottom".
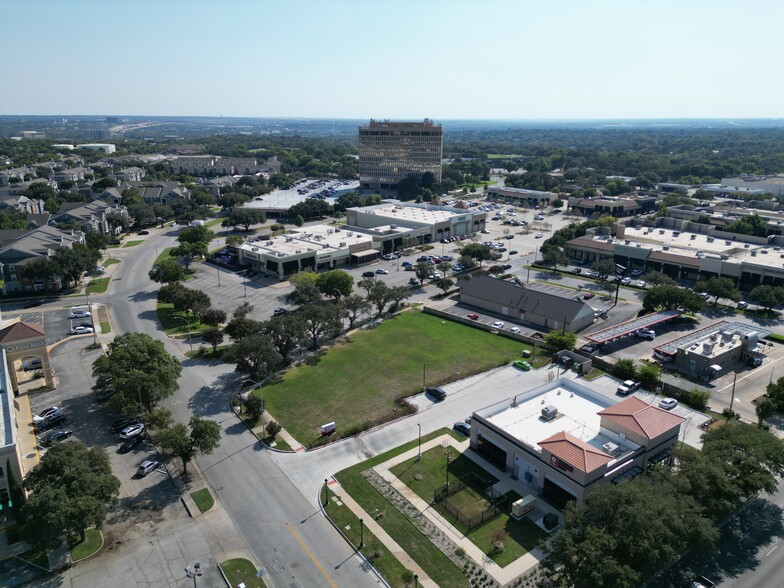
{"left": 729, "top": 371, "right": 738, "bottom": 414}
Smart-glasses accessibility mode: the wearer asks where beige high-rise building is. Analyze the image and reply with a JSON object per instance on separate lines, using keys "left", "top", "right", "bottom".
{"left": 358, "top": 119, "right": 443, "bottom": 191}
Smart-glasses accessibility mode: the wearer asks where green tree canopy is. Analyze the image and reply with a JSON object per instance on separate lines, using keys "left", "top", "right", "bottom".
{"left": 694, "top": 276, "right": 740, "bottom": 306}
{"left": 223, "top": 208, "right": 267, "bottom": 230}
{"left": 643, "top": 285, "right": 705, "bottom": 313}
{"left": 170, "top": 241, "right": 207, "bottom": 270}
{"left": 148, "top": 258, "right": 185, "bottom": 284}
{"left": 544, "top": 330, "right": 577, "bottom": 351}
{"left": 316, "top": 269, "right": 354, "bottom": 299}
{"left": 21, "top": 442, "right": 120, "bottom": 548}
{"left": 155, "top": 416, "right": 221, "bottom": 474}
{"left": 92, "top": 332, "right": 182, "bottom": 413}
{"left": 177, "top": 224, "right": 215, "bottom": 246}
{"left": 749, "top": 284, "right": 784, "bottom": 311}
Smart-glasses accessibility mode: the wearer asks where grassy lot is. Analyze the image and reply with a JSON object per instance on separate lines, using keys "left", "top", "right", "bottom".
{"left": 581, "top": 367, "right": 606, "bottom": 381}
{"left": 219, "top": 558, "right": 264, "bottom": 588}
{"left": 191, "top": 488, "right": 214, "bottom": 513}
{"left": 86, "top": 277, "right": 110, "bottom": 294}
{"left": 336, "top": 428, "right": 468, "bottom": 588}
{"left": 205, "top": 217, "right": 223, "bottom": 228}
{"left": 154, "top": 247, "right": 174, "bottom": 264}
{"left": 269, "top": 435, "right": 292, "bottom": 451}
{"left": 157, "top": 303, "right": 211, "bottom": 335}
{"left": 325, "top": 487, "right": 412, "bottom": 587}
{"left": 100, "top": 321, "right": 111, "bottom": 334}
{"left": 186, "top": 344, "right": 230, "bottom": 359}
{"left": 122, "top": 239, "right": 144, "bottom": 248}
{"left": 103, "top": 257, "right": 120, "bottom": 266}
{"left": 391, "top": 446, "right": 546, "bottom": 567}
{"left": 69, "top": 528, "right": 102, "bottom": 560}
{"left": 264, "top": 310, "right": 534, "bottom": 447}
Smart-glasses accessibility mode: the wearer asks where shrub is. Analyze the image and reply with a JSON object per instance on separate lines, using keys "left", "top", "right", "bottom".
{"left": 265, "top": 420, "right": 282, "bottom": 439}
{"left": 613, "top": 358, "right": 637, "bottom": 381}
{"left": 685, "top": 388, "right": 710, "bottom": 411}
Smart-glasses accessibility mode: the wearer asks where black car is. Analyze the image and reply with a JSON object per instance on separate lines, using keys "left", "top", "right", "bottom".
{"left": 426, "top": 386, "right": 446, "bottom": 401}
{"left": 118, "top": 435, "right": 144, "bottom": 454}
{"left": 95, "top": 386, "right": 117, "bottom": 402}
{"left": 361, "top": 271, "right": 376, "bottom": 278}
{"left": 138, "top": 230, "right": 150, "bottom": 235}
{"left": 23, "top": 299, "right": 43, "bottom": 308}
{"left": 38, "top": 429, "right": 73, "bottom": 447}
{"left": 110, "top": 416, "right": 141, "bottom": 433}
{"left": 453, "top": 422, "right": 471, "bottom": 436}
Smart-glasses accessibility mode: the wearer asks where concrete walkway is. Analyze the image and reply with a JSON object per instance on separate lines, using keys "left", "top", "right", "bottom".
{"left": 327, "top": 479, "right": 438, "bottom": 588}
{"left": 372, "top": 435, "right": 551, "bottom": 586}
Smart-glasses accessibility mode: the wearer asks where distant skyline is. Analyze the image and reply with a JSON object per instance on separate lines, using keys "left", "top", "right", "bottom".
{"left": 2, "top": 0, "right": 782, "bottom": 120}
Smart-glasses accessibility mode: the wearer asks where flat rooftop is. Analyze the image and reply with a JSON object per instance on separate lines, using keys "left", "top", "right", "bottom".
{"left": 357, "top": 203, "right": 466, "bottom": 224}
{"left": 240, "top": 224, "right": 373, "bottom": 256}
{"left": 482, "top": 383, "right": 639, "bottom": 461}
{"left": 654, "top": 320, "right": 769, "bottom": 356}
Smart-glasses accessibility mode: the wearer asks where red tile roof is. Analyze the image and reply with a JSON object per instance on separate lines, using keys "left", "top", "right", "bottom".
{"left": 648, "top": 250, "right": 701, "bottom": 268}
{"left": 566, "top": 236, "right": 615, "bottom": 252}
{"left": 539, "top": 431, "right": 613, "bottom": 473}
{"left": 0, "top": 321, "right": 45, "bottom": 343}
{"left": 598, "top": 396, "right": 685, "bottom": 439}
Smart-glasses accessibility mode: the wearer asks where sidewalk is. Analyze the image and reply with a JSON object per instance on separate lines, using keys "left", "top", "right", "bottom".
{"left": 374, "top": 435, "right": 548, "bottom": 586}
{"left": 327, "top": 479, "right": 439, "bottom": 588}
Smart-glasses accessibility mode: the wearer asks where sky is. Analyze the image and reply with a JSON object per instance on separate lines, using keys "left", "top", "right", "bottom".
{"left": 1, "top": 0, "right": 783, "bottom": 120}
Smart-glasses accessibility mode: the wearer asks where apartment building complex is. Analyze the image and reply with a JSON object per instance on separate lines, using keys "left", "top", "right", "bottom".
{"left": 358, "top": 119, "right": 443, "bottom": 191}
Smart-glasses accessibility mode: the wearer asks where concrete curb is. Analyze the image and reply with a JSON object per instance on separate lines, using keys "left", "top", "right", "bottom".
{"left": 69, "top": 529, "right": 105, "bottom": 565}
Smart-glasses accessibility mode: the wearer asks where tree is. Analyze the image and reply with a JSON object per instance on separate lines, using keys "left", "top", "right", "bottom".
{"left": 286, "top": 273, "right": 323, "bottom": 306}
{"left": 756, "top": 397, "right": 776, "bottom": 427}
{"left": 636, "top": 362, "right": 661, "bottom": 390}
{"left": 148, "top": 258, "right": 185, "bottom": 284}
{"left": 20, "top": 257, "right": 57, "bottom": 288}
{"left": 357, "top": 276, "right": 376, "bottom": 298}
{"left": 341, "top": 294, "right": 371, "bottom": 329}
{"left": 21, "top": 442, "right": 120, "bottom": 549}
{"left": 643, "top": 270, "right": 675, "bottom": 287}
{"left": 387, "top": 284, "right": 412, "bottom": 310}
{"left": 85, "top": 230, "right": 110, "bottom": 251}
{"left": 225, "top": 234, "right": 245, "bottom": 248}
{"left": 201, "top": 327, "right": 224, "bottom": 352}
{"left": 201, "top": 307, "right": 227, "bottom": 326}
{"left": 542, "top": 477, "right": 718, "bottom": 588}
{"left": 171, "top": 241, "right": 207, "bottom": 270}
{"left": 367, "top": 281, "right": 393, "bottom": 317}
{"left": 702, "top": 421, "right": 784, "bottom": 498}
{"left": 265, "top": 420, "right": 282, "bottom": 440}
{"left": 460, "top": 243, "right": 494, "bottom": 267}
{"left": 542, "top": 247, "right": 569, "bottom": 271}
{"left": 224, "top": 315, "right": 262, "bottom": 342}
{"left": 749, "top": 284, "right": 784, "bottom": 311}
{"left": 224, "top": 333, "right": 278, "bottom": 380}
{"left": 316, "top": 269, "right": 354, "bottom": 299}
{"left": 177, "top": 225, "right": 215, "bottom": 246}
{"left": 92, "top": 332, "right": 182, "bottom": 413}
{"left": 294, "top": 214, "right": 304, "bottom": 227}
{"left": 262, "top": 314, "right": 305, "bottom": 363}
{"left": 544, "top": 330, "right": 577, "bottom": 351}
{"left": 434, "top": 277, "right": 454, "bottom": 294}
{"left": 591, "top": 257, "right": 616, "bottom": 279}
{"left": 414, "top": 262, "right": 432, "bottom": 285}
{"left": 223, "top": 208, "right": 266, "bottom": 231}
{"left": 301, "top": 304, "right": 342, "bottom": 348}
{"left": 613, "top": 358, "right": 637, "bottom": 381}
{"left": 643, "top": 285, "right": 705, "bottom": 313}
{"left": 155, "top": 416, "right": 221, "bottom": 475}
{"left": 184, "top": 288, "right": 211, "bottom": 321}
{"left": 694, "top": 276, "right": 740, "bottom": 307}
{"left": 51, "top": 244, "right": 101, "bottom": 285}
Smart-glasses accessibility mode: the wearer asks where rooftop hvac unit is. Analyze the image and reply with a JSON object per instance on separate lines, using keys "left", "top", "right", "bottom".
{"left": 602, "top": 442, "right": 620, "bottom": 457}
{"left": 703, "top": 343, "right": 714, "bottom": 354}
{"left": 252, "top": 247, "right": 259, "bottom": 252}
{"left": 322, "top": 244, "right": 329, "bottom": 249}
{"left": 347, "top": 232, "right": 353, "bottom": 236}
{"left": 266, "top": 241, "right": 272, "bottom": 245}
{"left": 339, "top": 242, "right": 346, "bottom": 247}
{"left": 541, "top": 405, "right": 558, "bottom": 421}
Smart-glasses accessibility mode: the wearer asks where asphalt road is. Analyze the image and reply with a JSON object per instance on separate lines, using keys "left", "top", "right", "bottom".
{"left": 107, "top": 227, "right": 381, "bottom": 588}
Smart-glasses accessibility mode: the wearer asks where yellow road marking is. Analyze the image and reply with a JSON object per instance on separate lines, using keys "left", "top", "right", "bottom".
{"left": 285, "top": 522, "right": 339, "bottom": 588}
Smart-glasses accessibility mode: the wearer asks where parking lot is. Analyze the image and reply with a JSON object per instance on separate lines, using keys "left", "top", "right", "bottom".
{"left": 244, "top": 178, "right": 359, "bottom": 214}
{"left": 3, "top": 304, "right": 99, "bottom": 348}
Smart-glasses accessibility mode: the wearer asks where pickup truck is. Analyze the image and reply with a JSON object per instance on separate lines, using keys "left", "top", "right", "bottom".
{"left": 617, "top": 380, "right": 641, "bottom": 396}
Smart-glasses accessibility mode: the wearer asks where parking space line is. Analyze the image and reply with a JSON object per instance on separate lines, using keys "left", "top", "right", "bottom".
{"left": 717, "top": 354, "right": 784, "bottom": 393}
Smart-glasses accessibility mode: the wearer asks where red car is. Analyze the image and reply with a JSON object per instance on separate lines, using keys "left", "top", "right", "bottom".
{"left": 583, "top": 293, "right": 595, "bottom": 299}
{"left": 467, "top": 313, "right": 479, "bottom": 320}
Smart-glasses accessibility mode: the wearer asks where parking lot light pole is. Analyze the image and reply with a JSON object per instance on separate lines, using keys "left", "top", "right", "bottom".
{"left": 175, "top": 316, "right": 193, "bottom": 353}
{"left": 216, "top": 264, "right": 221, "bottom": 288}
{"left": 324, "top": 479, "right": 329, "bottom": 507}
{"left": 83, "top": 278, "right": 97, "bottom": 344}
{"left": 417, "top": 423, "right": 421, "bottom": 462}
{"left": 359, "top": 518, "right": 364, "bottom": 549}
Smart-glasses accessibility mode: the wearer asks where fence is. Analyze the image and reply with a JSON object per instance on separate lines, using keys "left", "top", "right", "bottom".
{"left": 432, "top": 472, "right": 508, "bottom": 532}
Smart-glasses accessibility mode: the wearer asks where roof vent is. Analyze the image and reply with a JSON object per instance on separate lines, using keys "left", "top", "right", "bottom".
{"left": 602, "top": 442, "right": 620, "bottom": 457}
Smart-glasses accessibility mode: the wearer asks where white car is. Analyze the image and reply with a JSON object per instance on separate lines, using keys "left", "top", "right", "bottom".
{"left": 509, "top": 327, "right": 521, "bottom": 334}
{"left": 634, "top": 280, "right": 647, "bottom": 288}
{"left": 481, "top": 229, "right": 490, "bottom": 234}
{"left": 621, "top": 277, "right": 632, "bottom": 285}
{"left": 120, "top": 423, "right": 146, "bottom": 439}
{"left": 375, "top": 268, "right": 389, "bottom": 275}
{"left": 658, "top": 398, "right": 678, "bottom": 410}
{"left": 636, "top": 329, "right": 656, "bottom": 340}
{"left": 68, "top": 310, "right": 91, "bottom": 319}
{"left": 136, "top": 460, "right": 161, "bottom": 477}
{"left": 492, "top": 321, "right": 505, "bottom": 329}
{"left": 535, "top": 233, "right": 543, "bottom": 238}
{"left": 68, "top": 325, "right": 94, "bottom": 336}
{"left": 33, "top": 406, "right": 61, "bottom": 423}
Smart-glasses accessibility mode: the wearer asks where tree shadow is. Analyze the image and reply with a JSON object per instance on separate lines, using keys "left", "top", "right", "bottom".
{"left": 127, "top": 290, "right": 157, "bottom": 302}
{"left": 186, "top": 372, "right": 242, "bottom": 417}
{"left": 657, "top": 498, "right": 784, "bottom": 586}
{"left": 105, "top": 472, "right": 181, "bottom": 526}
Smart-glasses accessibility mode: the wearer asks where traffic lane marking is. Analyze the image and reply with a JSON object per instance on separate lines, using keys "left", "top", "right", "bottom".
{"left": 717, "top": 354, "right": 784, "bottom": 394}
{"left": 285, "top": 522, "right": 339, "bottom": 588}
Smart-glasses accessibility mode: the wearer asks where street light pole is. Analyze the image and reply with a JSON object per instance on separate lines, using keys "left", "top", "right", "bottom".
{"left": 176, "top": 316, "right": 194, "bottom": 353}
{"left": 83, "top": 278, "right": 97, "bottom": 344}
{"left": 216, "top": 264, "right": 221, "bottom": 288}
{"left": 324, "top": 479, "right": 329, "bottom": 507}
{"left": 359, "top": 518, "right": 364, "bottom": 549}
{"left": 417, "top": 423, "right": 421, "bottom": 462}
{"left": 243, "top": 272, "right": 247, "bottom": 298}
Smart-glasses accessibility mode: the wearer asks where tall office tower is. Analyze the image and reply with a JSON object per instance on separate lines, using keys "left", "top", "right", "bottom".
{"left": 358, "top": 119, "right": 443, "bottom": 191}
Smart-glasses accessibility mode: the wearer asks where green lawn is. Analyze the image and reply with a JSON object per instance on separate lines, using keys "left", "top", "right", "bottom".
{"left": 486, "top": 154, "right": 522, "bottom": 159}
{"left": 269, "top": 435, "right": 292, "bottom": 451}
{"left": 336, "top": 428, "right": 469, "bottom": 588}
{"left": 86, "top": 277, "right": 110, "bottom": 294}
{"left": 264, "top": 310, "right": 531, "bottom": 447}
{"left": 122, "top": 239, "right": 144, "bottom": 248}
{"left": 325, "top": 488, "right": 412, "bottom": 587}
{"left": 103, "top": 257, "right": 120, "bottom": 266}
{"left": 390, "top": 447, "right": 546, "bottom": 567}
{"left": 155, "top": 247, "right": 174, "bottom": 264}
{"left": 100, "top": 321, "right": 111, "bottom": 334}
{"left": 191, "top": 488, "right": 214, "bottom": 513}
{"left": 219, "top": 558, "right": 264, "bottom": 588}
{"left": 205, "top": 217, "right": 223, "bottom": 228}
{"left": 157, "top": 303, "right": 211, "bottom": 335}
{"left": 69, "top": 528, "right": 102, "bottom": 560}
{"left": 185, "top": 344, "right": 230, "bottom": 359}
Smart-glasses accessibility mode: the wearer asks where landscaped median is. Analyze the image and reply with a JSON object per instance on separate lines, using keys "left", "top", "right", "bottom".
{"left": 219, "top": 558, "right": 264, "bottom": 588}
{"left": 69, "top": 528, "right": 103, "bottom": 561}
